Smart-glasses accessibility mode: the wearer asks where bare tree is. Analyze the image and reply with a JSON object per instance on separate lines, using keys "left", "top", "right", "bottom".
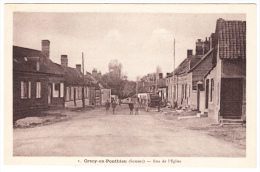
{"left": 108, "top": 59, "right": 122, "bottom": 78}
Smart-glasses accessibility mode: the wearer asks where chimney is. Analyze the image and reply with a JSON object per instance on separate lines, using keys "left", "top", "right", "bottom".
{"left": 92, "top": 68, "right": 97, "bottom": 77}
{"left": 187, "top": 49, "right": 193, "bottom": 58}
{"left": 203, "top": 37, "right": 210, "bottom": 54}
{"left": 210, "top": 33, "right": 215, "bottom": 49}
{"left": 61, "top": 55, "right": 68, "bottom": 67}
{"left": 76, "top": 64, "right": 81, "bottom": 73}
{"left": 42, "top": 40, "right": 50, "bottom": 58}
{"left": 159, "top": 73, "right": 163, "bottom": 79}
{"left": 195, "top": 39, "right": 203, "bottom": 55}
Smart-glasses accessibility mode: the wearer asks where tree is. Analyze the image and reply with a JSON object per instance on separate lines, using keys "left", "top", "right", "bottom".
{"left": 108, "top": 59, "right": 122, "bottom": 78}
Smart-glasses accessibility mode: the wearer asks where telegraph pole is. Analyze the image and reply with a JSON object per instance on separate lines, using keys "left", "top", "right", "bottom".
{"left": 82, "top": 52, "right": 85, "bottom": 108}
{"left": 173, "top": 38, "right": 175, "bottom": 108}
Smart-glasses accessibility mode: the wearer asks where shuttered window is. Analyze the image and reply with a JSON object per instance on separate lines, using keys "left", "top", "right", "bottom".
{"left": 21, "top": 81, "right": 27, "bottom": 99}
{"left": 36, "top": 82, "right": 41, "bottom": 98}
{"left": 60, "top": 83, "right": 64, "bottom": 97}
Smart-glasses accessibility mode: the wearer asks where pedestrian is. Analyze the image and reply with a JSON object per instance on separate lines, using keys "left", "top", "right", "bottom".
{"left": 112, "top": 100, "right": 117, "bottom": 114}
{"left": 135, "top": 98, "right": 140, "bottom": 115}
{"left": 105, "top": 99, "right": 110, "bottom": 114}
{"left": 129, "top": 100, "right": 134, "bottom": 115}
{"left": 158, "top": 99, "right": 162, "bottom": 112}
{"left": 145, "top": 98, "right": 149, "bottom": 112}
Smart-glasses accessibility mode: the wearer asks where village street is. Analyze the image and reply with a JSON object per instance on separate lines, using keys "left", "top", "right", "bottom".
{"left": 13, "top": 105, "right": 245, "bottom": 157}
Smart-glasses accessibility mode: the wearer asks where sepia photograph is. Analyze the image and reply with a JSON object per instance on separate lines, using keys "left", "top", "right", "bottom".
{"left": 2, "top": 3, "right": 258, "bottom": 168}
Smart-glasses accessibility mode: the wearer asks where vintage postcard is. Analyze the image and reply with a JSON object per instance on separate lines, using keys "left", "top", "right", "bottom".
{"left": 3, "top": 3, "right": 257, "bottom": 168}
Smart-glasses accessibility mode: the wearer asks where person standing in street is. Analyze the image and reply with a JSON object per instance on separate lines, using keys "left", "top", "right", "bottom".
{"left": 112, "top": 100, "right": 117, "bottom": 114}
{"left": 145, "top": 98, "right": 149, "bottom": 112}
{"left": 129, "top": 100, "right": 134, "bottom": 115}
{"left": 158, "top": 99, "right": 162, "bottom": 112}
{"left": 105, "top": 99, "right": 110, "bottom": 114}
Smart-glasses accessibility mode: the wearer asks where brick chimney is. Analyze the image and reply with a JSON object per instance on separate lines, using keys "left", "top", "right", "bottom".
{"left": 187, "top": 49, "right": 193, "bottom": 58}
{"left": 195, "top": 39, "right": 203, "bottom": 55}
{"left": 42, "top": 40, "right": 50, "bottom": 58}
{"left": 92, "top": 68, "right": 97, "bottom": 77}
{"left": 159, "top": 73, "right": 163, "bottom": 79}
{"left": 61, "top": 55, "right": 68, "bottom": 67}
{"left": 210, "top": 33, "right": 215, "bottom": 49}
{"left": 76, "top": 64, "right": 81, "bottom": 73}
{"left": 203, "top": 37, "right": 210, "bottom": 54}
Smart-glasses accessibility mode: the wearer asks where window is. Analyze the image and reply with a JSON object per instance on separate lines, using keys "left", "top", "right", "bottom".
{"left": 192, "top": 81, "right": 197, "bottom": 90}
{"left": 28, "top": 81, "right": 31, "bottom": 98}
{"left": 84, "top": 87, "right": 87, "bottom": 99}
{"left": 21, "top": 81, "right": 28, "bottom": 99}
{"left": 184, "top": 84, "right": 187, "bottom": 98}
{"left": 79, "top": 87, "right": 82, "bottom": 100}
{"left": 76, "top": 87, "right": 79, "bottom": 100}
{"left": 36, "top": 82, "right": 41, "bottom": 98}
{"left": 60, "top": 83, "right": 64, "bottom": 97}
{"left": 71, "top": 87, "right": 74, "bottom": 101}
{"left": 210, "top": 79, "right": 214, "bottom": 102}
{"left": 36, "top": 61, "right": 40, "bottom": 71}
{"left": 52, "top": 83, "right": 64, "bottom": 98}
{"left": 66, "top": 87, "right": 70, "bottom": 101}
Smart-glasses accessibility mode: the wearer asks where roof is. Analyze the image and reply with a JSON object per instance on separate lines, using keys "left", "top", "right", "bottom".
{"left": 139, "top": 86, "right": 150, "bottom": 93}
{"left": 54, "top": 63, "right": 86, "bottom": 85}
{"left": 188, "top": 48, "right": 214, "bottom": 73}
{"left": 13, "top": 46, "right": 63, "bottom": 75}
{"left": 173, "top": 56, "right": 202, "bottom": 75}
{"left": 216, "top": 18, "right": 246, "bottom": 59}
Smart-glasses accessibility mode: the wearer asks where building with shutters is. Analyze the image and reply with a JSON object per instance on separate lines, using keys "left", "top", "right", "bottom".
{"left": 13, "top": 40, "right": 64, "bottom": 120}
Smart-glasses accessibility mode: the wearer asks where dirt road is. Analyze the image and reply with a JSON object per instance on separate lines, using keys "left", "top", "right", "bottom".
{"left": 13, "top": 105, "right": 245, "bottom": 157}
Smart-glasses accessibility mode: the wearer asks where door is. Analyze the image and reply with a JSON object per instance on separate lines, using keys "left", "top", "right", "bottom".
{"left": 197, "top": 85, "right": 200, "bottom": 111}
{"left": 48, "top": 83, "right": 52, "bottom": 104}
{"left": 205, "top": 79, "right": 209, "bottom": 109}
{"left": 221, "top": 78, "right": 243, "bottom": 118}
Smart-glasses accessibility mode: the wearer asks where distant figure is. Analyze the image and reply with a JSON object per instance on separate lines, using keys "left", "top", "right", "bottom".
{"left": 145, "top": 98, "right": 149, "bottom": 112}
{"left": 158, "top": 99, "right": 162, "bottom": 112}
{"left": 129, "top": 100, "right": 134, "bottom": 115}
{"left": 135, "top": 99, "right": 140, "bottom": 115}
{"left": 112, "top": 100, "right": 117, "bottom": 114}
{"left": 105, "top": 100, "right": 110, "bottom": 114}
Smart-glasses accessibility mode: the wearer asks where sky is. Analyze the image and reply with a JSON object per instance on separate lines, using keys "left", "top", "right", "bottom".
{"left": 13, "top": 13, "right": 245, "bottom": 80}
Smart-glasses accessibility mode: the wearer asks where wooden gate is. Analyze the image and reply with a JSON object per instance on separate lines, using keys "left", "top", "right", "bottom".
{"left": 220, "top": 78, "right": 242, "bottom": 118}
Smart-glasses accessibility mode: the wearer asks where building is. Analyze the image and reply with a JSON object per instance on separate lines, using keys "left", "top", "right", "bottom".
{"left": 187, "top": 34, "right": 216, "bottom": 111}
{"left": 204, "top": 18, "right": 246, "bottom": 122}
{"left": 54, "top": 55, "right": 97, "bottom": 108}
{"left": 13, "top": 40, "right": 64, "bottom": 119}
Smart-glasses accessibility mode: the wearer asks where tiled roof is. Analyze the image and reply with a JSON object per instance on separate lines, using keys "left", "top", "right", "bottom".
{"left": 139, "top": 86, "right": 150, "bottom": 93}
{"left": 55, "top": 63, "right": 98, "bottom": 86}
{"left": 13, "top": 46, "right": 63, "bottom": 75}
{"left": 174, "top": 56, "right": 202, "bottom": 75}
{"left": 188, "top": 48, "right": 214, "bottom": 73}
{"left": 216, "top": 18, "right": 246, "bottom": 59}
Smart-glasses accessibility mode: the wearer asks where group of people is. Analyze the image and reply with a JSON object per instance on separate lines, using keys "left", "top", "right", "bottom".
{"left": 105, "top": 99, "right": 117, "bottom": 114}
{"left": 104, "top": 98, "right": 149, "bottom": 115}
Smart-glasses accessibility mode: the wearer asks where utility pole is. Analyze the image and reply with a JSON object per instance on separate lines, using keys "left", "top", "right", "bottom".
{"left": 155, "top": 73, "right": 157, "bottom": 94}
{"left": 173, "top": 38, "right": 175, "bottom": 108}
{"left": 82, "top": 52, "right": 85, "bottom": 108}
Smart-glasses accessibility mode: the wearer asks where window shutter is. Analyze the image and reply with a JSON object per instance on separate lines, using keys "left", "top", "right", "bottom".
{"left": 21, "top": 81, "right": 24, "bottom": 98}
